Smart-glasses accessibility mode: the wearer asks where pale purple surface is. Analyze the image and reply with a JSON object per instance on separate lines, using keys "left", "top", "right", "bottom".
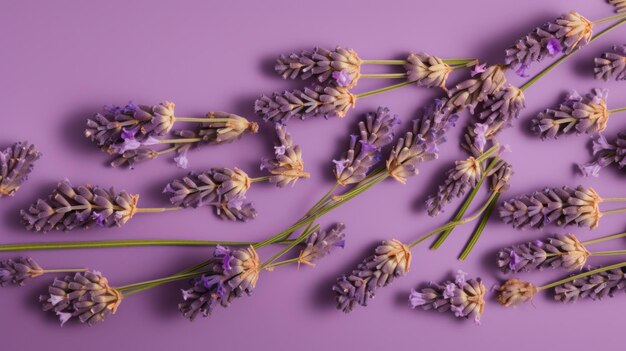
{"left": 1, "top": 0, "right": 626, "bottom": 349}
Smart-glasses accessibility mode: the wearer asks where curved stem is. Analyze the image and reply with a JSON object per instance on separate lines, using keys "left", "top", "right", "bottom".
{"left": 582, "top": 231, "right": 626, "bottom": 246}
{"left": 355, "top": 81, "right": 415, "bottom": 99}
{"left": 593, "top": 13, "right": 626, "bottom": 25}
{"left": 608, "top": 107, "right": 626, "bottom": 115}
{"left": 539, "top": 261, "right": 626, "bottom": 291}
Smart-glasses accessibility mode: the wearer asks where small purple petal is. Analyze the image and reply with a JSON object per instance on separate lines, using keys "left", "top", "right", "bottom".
{"left": 174, "top": 152, "right": 189, "bottom": 169}
{"left": 359, "top": 140, "right": 378, "bottom": 153}
{"left": 546, "top": 37, "right": 563, "bottom": 56}
{"left": 577, "top": 162, "right": 601, "bottom": 177}
{"left": 443, "top": 283, "right": 456, "bottom": 299}
{"left": 409, "top": 289, "right": 426, "bottom": 308}
{"left": 143, "top": 136, "right": 160, "bottom": 146}
{"left": 274, "top": 145, "right": 286, "bottom": 156}
{"left": 508, "top": 250, "right": 521, "bottom": 271}
{"left": 332, "top": 158, "right": 349, "bottom": 175}
{"left": 455, "top": 270, "right": 468, "bottom": 286}
{"left": 57, "top": 312, "right": 72, "bottom": 327}
{"left": 470, "top": 63, "right": 487, "bottom": 77}
{"left": 332, "top": 69, "right": 351, "bottom": 87}
{"left": 515, "top": 64, "right": 530, "bottom": 77}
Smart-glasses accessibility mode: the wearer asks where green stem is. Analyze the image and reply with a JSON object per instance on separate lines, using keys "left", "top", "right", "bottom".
{"left": 592, "top": 13, "right": 626, "bottom": 25}
{"left": 307, "top": 183, "right": 339, "bottom": 216}
{"left": 157, "top": 146, "right": 180, "bottom": 155}
{"left": 608, "top": 107, "right": 626, "bottom": 114}
{"left": 590, "top": 250, "right": 626, "bottom": 257}
{"left": 117, "top": 270, "right": 211, "bottom": 293}
{"left": 362, "top": 59, "right": 406, "bottom": 65}
{"left": 582, "top": 231, "right": 626, "bottom": 246}
{"left": 135, "top": 207, "right": 183, "bottom": 213}
{"left": 355, "top": 81, "right": 415, "bottom": 99}
{"left": 264, "top": 257, "right": 300, "bottom": 269}
{"left": 361, "top": 73, "right": 407, "bottom": 79}
{"left": 458, "top": 192, "right": 500, "bottom": 261}
{"left": 539, "top": 261, "right": 626, "bottom": 291}
{"left": 42, "top": 268, "right": 88, "bottom": 274}
{"left": 519, "top": 18, "right": 626, "bottom": 91}
{"left": 476, "top": 144, "right": 500, "bottom": 162}
{"left": 260, "top": 223, "right": 319, "bottom": 269}
{"left": 158, "top": 138, "right": 202, "bottom": 144}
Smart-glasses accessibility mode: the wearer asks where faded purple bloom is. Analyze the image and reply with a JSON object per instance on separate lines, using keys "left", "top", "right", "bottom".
{"left": 174, "top": 151, "right": 189, "bottom": 169}
{"left": 408, "top": 289, "right": 427, "bottom": 307}
{"left": 546, "top": 37, "right": 563, "bottom": 55}
{"left": 577, "top": 162, "right": 601, "bottom": 177}
{"left": 555, "top": 267, "right": 626, "bottom": 303}
{"left": 508, "top": 250, "right": 521, "bottom": 271}
{"left": 455, "top": 270, "right": 468, "bottom": 286}
{"left": 0, "top": 257, "right": 44, "bottom": 286}
{"left": 117, "top": 138, "right": 142, "bottom": 153}
{"left": 298, "top": 223, "right": 346, "bottom": 266}
{"left": 332, "top": 159, "right": 349, "bottom": 175}
{"left": 515, "top": 64, "right": 530, "bottom": 77}
{"left": 592, "top": 134, "right": 614, "bottom": 155}
{"left": 470, "top": 63, "right": 487, "bottom": 76}
{"left": 443, "top": 283, "right": 456, "bottom": 298}
{"left": 474, "top": 123, "right": 488, "bottom": 151}
{"left": 121, "top": 127, "right": 138, "bottom": 141}
{"left": 274, "top": 145, "right": 286, "bottom": 156}
{"left": 332, "top": 69, "right": 352, "bottom": 87}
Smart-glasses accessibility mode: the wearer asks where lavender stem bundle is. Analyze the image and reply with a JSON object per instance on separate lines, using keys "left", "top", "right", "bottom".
{"left": 0, "top": 141, "right": 41, "bottom": 197}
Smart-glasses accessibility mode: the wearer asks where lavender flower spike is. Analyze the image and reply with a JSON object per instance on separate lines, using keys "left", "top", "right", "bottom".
{"left": 20, "top": 179, "right": 140, "bottom": 232}
{"left": 497, "top": 233, "right": 590, "bottom": 274}
{"left": 446, "top": 64, "right": 507, "bottom": 113}
{"left": 0, "top": 257, "right": 44, "bottom": 286}
{"left": 298, "top": 223, "right": 346, "bottom": 267}
{"left": 333, "top": 239, "right": 411, "bottom": 313}
{"left": 409, "top": 271, "right": 486, "bottom": 324}
{"left": 594, "top": 45, "right": 626, "bottom": 81}
{"left": 496, "top": 278, "right": 538, "bottom": 307}
{"left": 609, "top": 0, "right": 626, "bottom": 13}
{"left": 555, "top": 267, "right": 626, "bottom": 303}
{"left": 426, "top": 155, "right": 482, "bottom": 216}
{"left": 498, "top": 185, "right": 602, "bottom": 230}
{"left": 334, "top": 107, "right": 398, "bottom": 185}
{"left": 579, "top": 133, "right": 626, "bottom": 176}
{"left": 179, "top": 246, "right": 260, "bottom": 321}
{"left": 275, "top": 46, "right": 362, "bottom": 88}
{"left": 476, "top": 85, "right": 526, "bottom": 137}
{"left": 404, "top": 52, "right": 453, "bottom": 90}
{"left": 40, "top": 271, "right": 123, "bottom": 326}
{"left": 0, "top": 141, "right": 41, "bottom": 197}
{"left": 262, "top": 124, "right": 310, "bottom": 187}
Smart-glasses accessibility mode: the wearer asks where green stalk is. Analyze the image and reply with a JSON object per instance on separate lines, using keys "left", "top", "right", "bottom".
{"left": 117, "top": 270, "right": 212, "bottom": 295}
{"left": 355, "top": 81, "right": 415, "bottom": 99}
{"left": 458, "top": 192, "right": 499, "bottom": 261}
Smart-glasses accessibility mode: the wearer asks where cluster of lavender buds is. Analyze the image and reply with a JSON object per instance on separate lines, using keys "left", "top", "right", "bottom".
{"left": 404, "top": 52, "right": 453, "bottom": 89}
{"left": 497, "top": 234, "right": 590, "bottom": 274}
{"left": 333, "top": 239, "right": 411, "bottom": 313}
{"left": 20, "top": 179, "right": 143, "bottom": 232}
{"left": 531, "top": 89, "right": 609, "bottom": 139}
{"left": 594, "top": 44, "right": 626, "bottom": 81}
{"left": 0, "top": 257, "right": 44, "bottom": 286}
{"left": 554, "top": 266, "right": 626, "bottom": 302}
{"left": 499, "top": 185, "right": 602, "bottom": 230}
{"left": 488, "top": 159, "right": 514, "bottom": 193}
{"left": 446, "top": 64, "right": 507, "bottom": 113}
{"left": 426, "top": 155, "right": 483, "bottom": 216}
{"left": 0, "top": 141, "right": 41, "bottom": 197}
{"left": 179, "top": 246, "right": 260, "bottom": 321}
{"left": 386, "top": 98, "right": 459, "bottom": 184}
{"left": 496, "top": 278, "right": 538, "bottom": 307}
{"left": 475, "top": 85, "right": 526, "bottom": 137}
{"left": 409, "top": 270, "right": 486, "bottom": 324}
{"left": 578, "top": 133, "right": 626, "bottom": 177}
{"left": 505, "top": 11, "right": 592, "bottom": 76}
{"left": 275, "top": 46, "right": 362, "bottom": 88}
{"left": 40, "top": 271, "right": 123, "bottom": 326}
{"left": 298, "top": 223, "right": 346, "bottom": 267}
{"left": 609, "top": 0, "right": 626, "bottom": 13}
{"left": 261, "top": 124, "right": 310, "bottom": 187}
{"left": 333, "top": 107, "right": 398, "bottom": 185}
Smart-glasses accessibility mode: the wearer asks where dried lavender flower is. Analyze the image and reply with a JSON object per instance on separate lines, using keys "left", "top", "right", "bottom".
{"left": 404, "top": 52, "right": 452, "bottom": 89}
{"left": 298, "top": 223, "right": 346, "bottom": 267}
{"left": 40, "top": 271, "right": 123, "bottom": 326}
{"left": 0, "top": 257, "right": 44, "bottom": 286}
{"left": 212, "top": 168, "right": 252, "bottom": 201}
{"left": 254, "top": 85, "right": 356, "bottom": 124}
{"left": 578, "top": 133, "right": 626, "bottom": 176}
{"left": 609, "top": 0, "right": 626, "bottom": 13}
{"left": 261, "top": 124, "right": 310, "bottom": 187}
{"left": 505, "top": 11, "right": 592, "bottom": 74}
{"left": 333, "top": 239, "right": 411, "bottom": 313}
{"left": 179, "top": 246, "right": 260, "bottom": 321}
{"left": 531, "top": 89, "right": 609, "bottom": 139}
{"left": 172, "top": 112, "right": 259, "bottom": 144}
{"left": 554, "top": 267, "right": 626, "bottom": 302}
{"left": 498, "top": 185, "right": 602, "bottom": 230}
{"left": 426, "top": 156, "right": 482, "bottom": 216}
{"left": 476, "top": 85, "right": 526, "bottom": 137}
{"left": 496, "top": 278, "right": 538, "bottom": 307}
{"left": 334, "top": 107, "right": 398, "bottom": 185}
{"left": 386, "top": 99, "right": 458, "bottom": 184}
{"left": 594, "top": 44, "right": 626, "bottom": 81}
{"left": 109, "top": 147, "right": 159, "bottom": 168}
{"left": 0, "top": 141, "right": 41, "bottom": 197}
{"left": 275, "top": 46, "right": 362, "bottom": 88}
{"left": 20, "top": 179, "right": 139, "bottom": 232}
{"left": 85, "top": 102, "right": 175, "bottom": 152}
{"left": 409, "top": 270, "right": 486, "bottom": 324}
{"left": 215, "top": 199, "right": 257, "bottom": 222}
{"left": 165, "top": 171, "right": 219, "bottom": 208}
{"left": 497, "top": 234, "right": 590, "bottom": 274}
{"left": 488, "top": 159, "right": 514, "bottom": 193}
{"left": 446, "top": 64, "right": 507, "bottom": 113}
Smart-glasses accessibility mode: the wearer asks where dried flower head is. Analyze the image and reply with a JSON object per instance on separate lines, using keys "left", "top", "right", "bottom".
{"left": 498, "top": 185, "right": 602, "bottom": 230}
{"left": 334, "top": 107, "right": 398, "bottom": 185}
{"left": 333, "top": 239, "right": 411, "bottom": 313}
{"left": 0, "top": 141, "right": 41, "bottom": 197}
{"left": 426, "top": 156, "right": 482, "bottom": 216}
{"left": 554, "top": 267, "right": 626, "bottom": 303}
{"left": 594, "top": 44, "right": 626, "bottom": 81}
{"left": 85, "top": 102, "right": 175, "bottom": 152}
{"left": 447, "top": 64, "right": 507, "bottom": 113}
{"left": 255, "top": 85, "right": 356, "bottom": 124}
{"left": 609, "top": 0, "right": 626, "bottom": 13}
{"left": 404, "top": 52, "right": 452, "bottom": 89}
{"left": 386, "top": 99, "right": 458, "bottom": 184}
{"left": 40, "top": 271, "right": 123, "bottom": 326}
{"left": 298, "top": 223, "right": 346, "bottom": 267}
{"left": 488, "top": 159, "right": 513, "bottom": 193}
{"left": 21, "top": 179, "right": 139, "bottom": 232}
{"left": 578, "top": 133, "right": 626, "bottom": 176}
{"left": 531, "top": 89, "right": 609, "bottom": 139}
{"left": 0, "top": 257, "right": 44, "bottom": 286}
{"left": 109, "top": 146, "right": 159, "bottom": 168}
{"left": 476, "top": 85, "right": 526, "bottom": 137}
{"left": 179, "top": 246, "right": 260, "bottom": 321}
{"left": 496, "top": 278, "right": 538, "bottom": 307}
{"left": 497, "top": 233, "right": 590, "bottom": 274}
{"left": 212, "top": 167, "right": 251, "bottom": 201}
{"left": 275, "top": 46, "right": 362, "bottom": 88}
{"left": 261, "top": 124, "right": 310, "bottom": 187}
{"left": 409, "top": 270, "right": 486, "bottom": 324}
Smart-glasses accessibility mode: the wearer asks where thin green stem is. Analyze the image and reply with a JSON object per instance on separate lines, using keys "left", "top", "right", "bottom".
{"left": 582, "top": 232, "right": 626, "bottom": 246}
{"left": 362, "top": 59, "right": 406, "bottom": 65}
{"left": 458, "top": 192, "right": 500, "bottom": 261}
{"left": 157, "top": 146, "right": 179, "bottom": 155}
{"left": 443, "top": 58, "right": 477, "bottom": 64}
{"left": 42, "top": 268, "right": 88, "bottom": 274}
{"left": 361, "top": 73, "right": 407, "bottom": 79}
{"left": 116, "top": 270, "right": 211, "bottom": 293}
{"left": 158, "top": 138, "right": 202, "bottom": 144}
{"left": 450, "top": 59, "right": 479, "bottom": 69}
{"left": 355, "top": 81, "right": 415, "bottom": 99}
{"left": 600, "top": 207, "right": 626, "bottom": 216}
{"left": 135, "top": 207, "right": 183, "bottom": 213}
{"left": 264, "top": 257, "right": 300, "bottom": 269}
{"left": 476, "top": 144, "right": 500, "bottom": 162}
{"left": 307, "top": 183, "right": 339, "bottom": 216}
{"left": 590, "top": 250, "right": 626, "bottom": 257}
{"left": 608, "top": 107, "right": 626, "bottom": 114}
{"left": 260, "top": 223, "right": 319, "bottom": 269}
{"left": 539, "top": 261, "right": 626, "bottom": 291}
{"left": 250, "top": 176, "right": 271, "bottom": 183}
{"left": 593, "top": 13, "right": 626, "bottom": 25}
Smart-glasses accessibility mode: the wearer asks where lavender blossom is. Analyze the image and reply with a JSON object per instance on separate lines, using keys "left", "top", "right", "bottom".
{"left": 261, "top": 124, "right": 310, "bottom": 187}
{"left": 20, "top": 179, "right": 140, "bottom": 232}
{"left": 531, "top": 89, "right": 609, "bottom": 139}
{"left": 608, "top": 0, "right": 626, "bottom": 13}
{"left": 213, "top": 168, "right": 252, "bottom": 201}
{"left": 496, "top": 278, "right": 538, "bottom": 307}
{"left": 215, "top": 199, "right": 257, "bottom": 222}
{"left": 461, "top": 123, "right": 489, "bottom": 157}
{"left": 179, "top": 246, "right": 260, "bottom": 321}
{"left": 254, "top": 85, "right": 356, "bottom": 124}
{"left": 578, "top": 133, "right": 626, "bottom": 176}
{"left": 0, "top": 141, "right": 41, "bottom": 197}
{"left": 40, "top": 271, "right": 123, "bottom": 326}
{"left": 488, "top": 160, "right": 513, "bottom": 193}
{"left": 594, "top": 44, "right": 626, "bottom": 81}
{"left": 476, "top": 85, "right": 526, "bottom": 137}
{"left": 404, "top": 52, "right": 452, "bottom": 89}
{"left": 333, "top": 239, "right": 411, "bottom": 313}
{"left": 0, "top": 257, "right": 44, "bottom": 286}
{"left": 554, "top": 267, "right": 626, "bottom": 303}
{"left": 275, "top": 46, "right": 362, "bottom": 88}
{"left": 446, "top": 64, "right": 507, "bottom": 113}
{"left": 426, "top": 156, "right": 482, "bottom": 216}
{"left": 109, "top": 147, "right": 159, "bottom": 168}
{"left": 334, "top": 107, "right": 398, "bottom": 185}
{"left": 409, "top": 271, "right": 486, "bottom": 324}
{"left": 497, "top": 234, "right": 590, "bottom": 274}
{"left": 298, "top": 223, "right": 346, "bottom": 267}
{"left": 498, "top": 185, "right": 602, "bottom": 230}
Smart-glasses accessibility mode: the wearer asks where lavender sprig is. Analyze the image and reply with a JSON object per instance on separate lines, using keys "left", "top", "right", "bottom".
{"left": 578, "top": 133, "right": 626, "bottom": 177}
{"left": 594, "top": 44, "right": 626, "bottom": 81}
{"left": 298, "top": 223, "right": 346, "bottom": 267}
{"left": 0, "top": 258, "right": 44, "bottom": 286}
{"left": 446, "top": 64, "right": 507, "bottom": 113}
{"left": 555, "top": 267, "right": 626, "bottom": 302}
{"left": 404, "top": 52, "right": 453, "bottom": 90}
{"left": 0, "top": 141, "right": 41, "bottom": 197}
{"left": 475, "top": 85, "right": 526, "bottom": 137}
{"left": 261, "top": 124, "right": 310, "bottom": 187}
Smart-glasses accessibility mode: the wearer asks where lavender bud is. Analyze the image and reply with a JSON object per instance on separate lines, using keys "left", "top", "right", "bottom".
{"left": 212, "top": 167, "right": 251, "bottom": 201}
{"left": 333, "top": 239, "right": 411, "bottom": 313}
{"left": 487, "top": 160, "right": 513, "bottom": 193}
{"left": 496, "top": 278, "right": 538, "bottom": 307}
{"left": 498, "top": 185, "right": 602, "bottom": 230}
{"left": 298, "top": 223, "right": 346, "bottom": 266}
{"left": 554, "top": 267, "right": 626, "bottom": 303}
{"left": 404, "top": 52, "right": 452, "bottom": 89}
{"left": 426, "top": 156, "right": 482, "bottom": 216}
{"left": 0, "top": 141, "right": 41, "bottom": 197}
{"left": 447, "top": 64, "right": 507, "bottom": 113}
{"left": 476, "top": 85, "right": 526, "bottom": 137}
{"left": 0, "top": 257, "right": 44, "bottom": 286}
{"left": 531, "top": 89, "right": 609, "bottom": 139}
{"left": 594, "top": 44, "right": 626, "bottom": 81}
{"left": 609, "top": 0, "right": 626, "bottom": 13}
{"left": 263, "top": 124, "right": 310, "bottom": 187}
{"left": 580, "top": 133, "right": 626, "bottom": 176}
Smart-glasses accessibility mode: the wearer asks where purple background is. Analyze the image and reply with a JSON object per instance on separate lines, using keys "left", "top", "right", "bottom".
{"left": 1, "top": 0, "right": 625, "bottom": 349}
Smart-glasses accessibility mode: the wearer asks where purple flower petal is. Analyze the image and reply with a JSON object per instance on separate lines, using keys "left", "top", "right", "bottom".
{"left": 546, "top": 37, "right": 563, "bottom": 56}
{"left": 174, "top": 152, "right": 189, "bottom": 169}
{"left": 332, "top": 69, "right": 351, "bottom": 87}
{"left": 455, "top": 270, "right": 468, "bottom": 286}
{"left": 443, "top": 283, "right": 456, "bottom": 298}
{"left": 409, "top": 289, "right": 426, "bottom": 308}
{"left": 508, "top": 250, "right": 521, "bottom": 271}
{"left": 332, "top": 158, "right": 349, "bottom": 175}
{"left": 577, "top": 162, "right": 601, "bottom": 177}
{"left": 470, "top": 63, "right": 487, "bottom": 77}
{"left": 274, "top": 145, "right": 286, "bottom": 156}
{"left": 515, "top": 64, "right": 530, "bottom": 78}
{"left": 359, "top": 140, "right": 378, "bottom": 153}
{"left": 143, "top": 136, "right": 160, "bottom": 146}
